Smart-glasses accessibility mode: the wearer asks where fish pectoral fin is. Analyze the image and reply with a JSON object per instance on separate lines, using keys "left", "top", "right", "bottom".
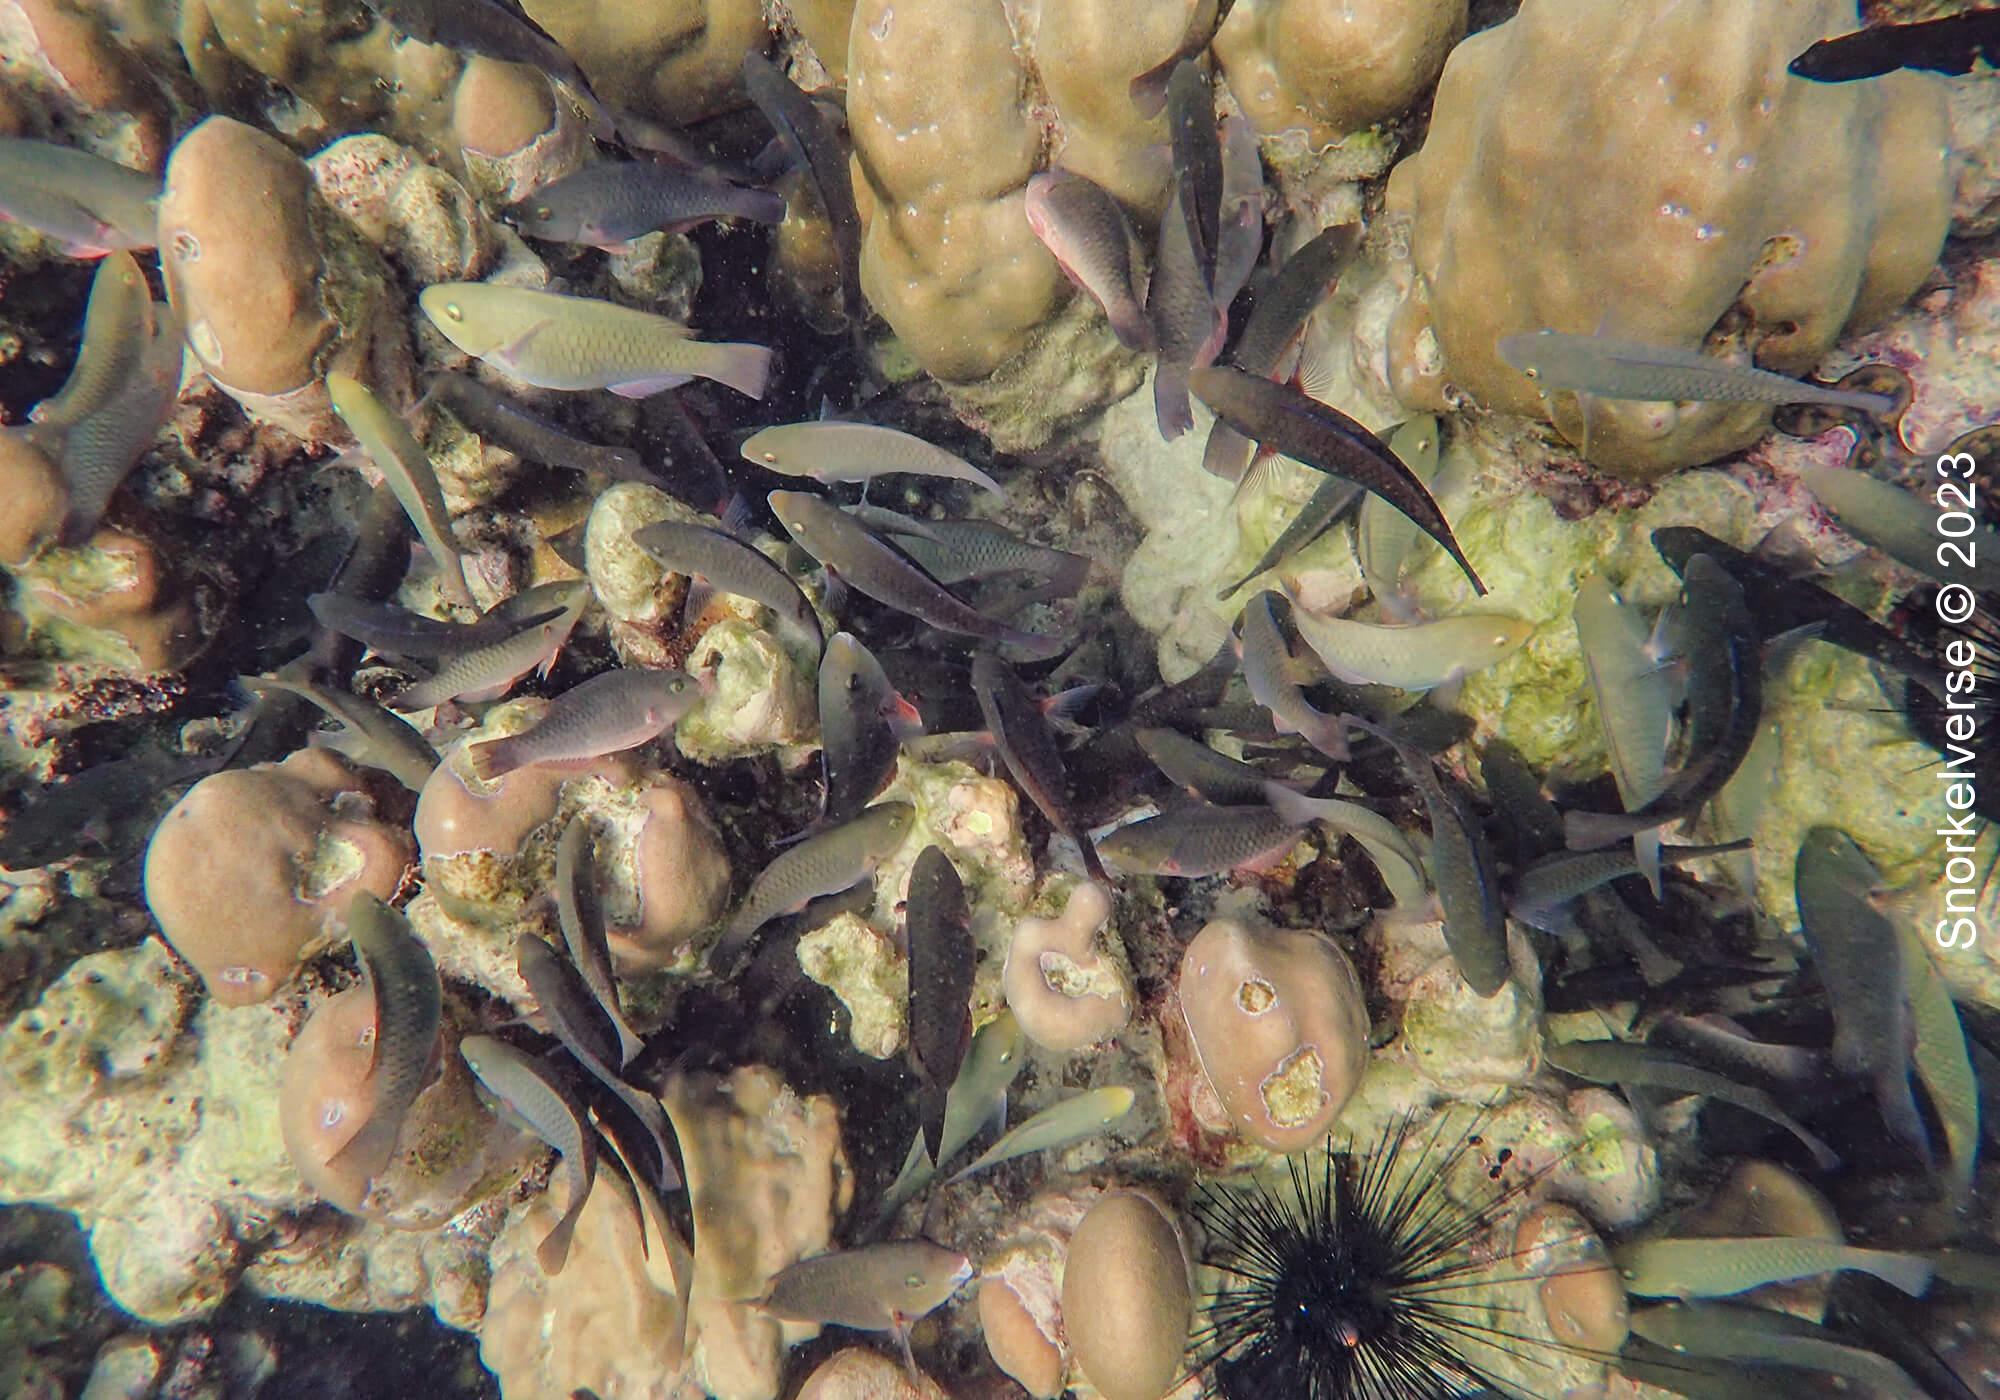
{"left": 489, "top": 317, "right": 555, "bottom": 370}
{"left": 608, "top": 373, "right": 695, "bottom": 399}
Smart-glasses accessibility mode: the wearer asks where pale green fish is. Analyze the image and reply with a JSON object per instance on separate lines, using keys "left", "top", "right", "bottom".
{"left": 390, "top": 584, "right": 589, "bottom": 709}
{"left": 419, "top": 282, "right": 771, "bottom": 400}
{"left": 741, "top": 420, "right": 1004, "bottom": 498}
{"left": 1284, "top": 592, "right": 1533, "bottom": 692}
{"left": 1497, "top": 331, "right": 1897, "bottom": 412}
{"left": 467, "top": 668, "right": 705, "bottom": 780}
{"left": 460, "top": 1033, "right": 595, "bottom": 1275}
{"left": 710, "top": 802, "right": 917, "bottom": 974}
{"left": 1615, "top": 1236, "right": 1934, "bottom": 1300}
{"left": 1357, "top": 415, "right": 1442, "bottom": 619}
{"left": 763, "top": 1241, "right": 974, "bottom": 1331}
{"left": 1573, "top": 574, "right": 1672, "bottom": 896}
{"left": 31, "top": 250, "right": 154, "bottom": 432}
{"left": 327, "top": 371, "right": 474, "bottom": 607}
{"left": 328, "top": 895, "right": 443, "bottom": 1196}
{"left": 1261, "top": 782, "right": 1429, "bottom": 908}
{"left": 947, "top": 1085, "right": 1137, "bottom": 1184}
{"left": 0, "top": 138, "right": 160, "bottom": 256}
{"left": 1630, "top": 1301, "right": 1926, "bottom": 1399}
{"left": 876, "top": 1012, "right": 1027, "bottom": 1227}
{"left": 239, "top": 675, "right": 438, "bottom": 793}
{"left": 51, "top": 298, "right": 185, "bottom": 546}
{"left": 1797, "top": 459, "right": 2000, "bottom": 591}
{"left": 1899, "top": 919, "right": 1979, "bottom": 1200}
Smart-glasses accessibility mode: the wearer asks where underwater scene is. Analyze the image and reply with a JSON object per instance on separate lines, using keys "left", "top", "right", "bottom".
{"left": 4, "top": 0, "right": 2000, "bottom": 1396}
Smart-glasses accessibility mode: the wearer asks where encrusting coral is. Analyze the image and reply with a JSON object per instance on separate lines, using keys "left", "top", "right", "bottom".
{"left": 1002, "top": 880, "right": 1134, "bottom": 1053}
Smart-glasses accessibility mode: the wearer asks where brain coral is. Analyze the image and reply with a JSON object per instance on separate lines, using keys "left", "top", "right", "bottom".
{"left": 1384, "top": 0, "right": 1952, "bottom": 480}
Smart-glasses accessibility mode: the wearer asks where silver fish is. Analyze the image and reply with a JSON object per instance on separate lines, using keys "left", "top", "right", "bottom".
{"left": 0, "top": 139, "right": 159, "bottom": 256}
{"left": 1356, "top": 416, "right": 1443, "bottom": 616}
{"left": 1136, "top": 727, "right": 1290, "bottom": 807}
{"left": 631, "top": 518, "right": 822, "bottom": 659}
{"left": 1166, "top": 59, "right": 1222, "bottom": 288}
{"left": 710, "top": 801, "right": 916, "bottom": 974}
{"left": 948, "top": 1085, "right": 1137, "bottom": 1184}
{"left": 1286, "top": 598, "right": 1533, "bottom": 692}
{"left": 389, "top": 586, "right": 588, "bottom": 708}
{"left": 742, "top": 420, "right": 1004, "bottom": 498}
{"left": 876, "top": 1012, "right": 1027, "bottom": 1227}
{"left": 1899, "top": 919, "right": 1979, "bottom": 1200}
{"left": 1512, "top": 841, "right": 1749, "bottom": 931}
{"left": 420, "top": 283, "right": 772, "bottom": 400}
{"left": 1497, "top": 331, "right": 1896, "bottom": 413}
{"left": 1797, "top": 459, "right": 2000, "bottom": 591}
{"left": 1216, "top": 475, "right": 1364, "bottom": 600}
{"left": 1213, "top": 116, "right": 1264, "bottom": 308}
{"left": 846, "top": 507, "right": 1089, "bottom": 598}
{"left": 239, "top": 676, "right": 439, "bottom": 793}
{"left": 1572, "top": 574, "right": 1673, "bottom": 893}
{"left": 1261, "top": 782, "right": 1430, "bottom": 909}
{"left": 327, "top": 371, "right": 473, "bottom": 608}
{"left": 1024, "top": 169, "right": 1153, "bottom": 352}
{"left": 427, "top": 371, "right": 652, "bottom": 483}
{"left": 329, "top": 895, "right": 443, "bottom": 1196}
{"left": 1629, "top": 1301, "right": 1925, "bottom": 1398}
{"left": 507, "top": 162, "right": 785, "bottom": 247}
{"left": 1237, "top": 591, "right": 1348, "bottom": 762}
{"left": 1148, "top": 187, "right": 1225, "bottom": 439}
{"left": 459, "top": 1034, "right": 595, "bottom": 1275}
{"left": 973, "top": 653, "right": 1105, "bottom": 880}
{"left": 313, "top": 582, "right": 579, "bottom": 661}
{"left": 466, "top": 668, "right": 704, "bottom": 780}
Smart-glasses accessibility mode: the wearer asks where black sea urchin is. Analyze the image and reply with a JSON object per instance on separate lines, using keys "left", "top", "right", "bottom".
{"left": 1191, "top": 1115, "right": 1580, "bottom": 1400}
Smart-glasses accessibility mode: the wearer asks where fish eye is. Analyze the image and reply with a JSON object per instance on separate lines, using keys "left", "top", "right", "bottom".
{"left": 443, "top": 301, "right": 463, "bottom": 322}
{"left": 670, "top": 678, "right": 688, "bottom": 693}
{"left": 536, "top": 206, "right": 552, "bottom": 219}
{"left": 903, "top": 1271, "right": 922, "bottom": 1288}
{"left": 1523, "top": 366, "right": 1539, "bottom": 380}
{"left": 761, "top": 451, "right": 778, "bottom": 463}
{"left": 321, "top": 1101, "right": 346, "bottom": 1129}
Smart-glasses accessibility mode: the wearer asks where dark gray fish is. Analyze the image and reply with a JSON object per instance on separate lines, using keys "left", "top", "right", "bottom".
{"left": 1546, "top": 1038, "right": 1838, "bottom": 1170}
{"left": 905, "top": 846, "right": 973, "bottom": 1166}
{"left": 0, "top": 748, "right": 214, "bottom": 870}
{"left": 818, "top": 632, "right": 906, "bottom": 829}
{"left": 1479, "top": 738, "right": 1566, "bottom": 867}
{"left": 555, "top": 815, "right": 644, "bottom": 1069}
{"left": 515, "top": 933, "right": 679, "bottom": 1190}
{"left": 507, "top": 161, "right": 785, "bottom": 248}
{"left": 1024, "top": 170, "right": 1153, "bottom": 351}
{"left": 359, "top": 0, "right": 613, "bottom": 138}
{"left": 1796, "top": 826, "right": 1930, "bottom": 1166}
{"left": 1215, "top": 475, "right": 1364, "bottom": 599}
{"left": 1191, "top": 365, "right": 1486, "bottom": 594}
{"left": 1097, "top": 801, "right": 1303, "bottom": 877}
{"left": 428, "top": 372, "right": 652, "bottom": 483}
{"left": 847, "top": 506, "right": 1089, "bottom": 598}
{"left": 1136, "top": 726, "right": 1300, "bottom": 807}
{"left": 1166, "top": 59, "right": 1222, "bottom": 289}
{"left": 1349, "top": 714, "right": 1508, "bottom": 997}
{"left": 239, "top": 676, "right": 439, "bottom": 793}
{"left": 1631, "top": 1302, "right": 1925, "bottom": 1398}
{"left": 972, "top": 653, "right": 1106, "bottom": 879}
{"left": 1565, "top": 555, "right": 1761, "bottom": 848}
{"left": 710, "top": 802, "right": 917, "bottom": 974}
{"left": 1148, "top": 188, "right": 1225, "bottom": 440}
{"left": 53, "top": 300, "right": 184, "bottom": 545}
{"left": 307, "top": 587, "right": 567, "bottom": 660}
{"left": 769, "top": 491, "right": 1065, "bottom": 659}
{"left": 631, "top": 518, "right": 822, "bottom": 660}
{"left": 466, "top": 668, "right": 704, "bottom": 780}
{"left": 740, "top": 52, "right": 866, "bottom": 352}
{"left": 1202, "top": 223, "right": 1359, "bottom": 483}
{"left": 1212, "top": 116, "right": 1264, "bottom": 309}
{"left": 329, "top": 895, "right": 443, "bottom": 1193}
{"left": 1511, "top": 841, "right": 1750, "bottom": 931}
{"left": 1652, "top": 1013, "right": 1827, "bottom": 1090}
{"left": 459, "top": 1034, "right": 595, "bottom": 1275}
{"left": 1793, "top": 10, "right": 2000, "bottom": 79}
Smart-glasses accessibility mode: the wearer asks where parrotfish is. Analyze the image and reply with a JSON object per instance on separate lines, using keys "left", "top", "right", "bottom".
{"left": 1215, "top": 475, "right": 1363, "bottom": 600}
{"left": 740, "top": 52, "right": 867, "bottom": 352}
{"left": 419, "top": 283, "right": 772, "bottom": 401}
{"left": 1356, "top": 417, "right": 1443, "bottom": 618}
{"left": 0, "top": 139, "right": 160, "bottom": 256}
{"left": 239, "top": 676, "right": 439, "bottom": 793}
{"left": 555, "top": 815, "right": 644, "bottom": 1069}
{"left": 1796, "top": 826, "right": 1931, "bottom": 1166}
{"left": 426, "top": 372, "right": 652, "bottom": 483}
{"left": 329, "top": 895, "right": 443, "bottom": 1197}
{"left": 1024, "top": 170, "right": 1153, "bottom": 352}
{"left": 31, "top": 251, "right": 154, "bottom": 433}
{"left": 596, "top": 1121, "right": 693, "bottom": 1333}
{"left": 466, "top": 668, "right": 704, "bottom": 780}
{"left": 1136, "top": 727, "right": 1296, "bottom": 808}
{"left": 1796, "top": 460, "right": 2000, "bottom": 591}
{"left": 1900, "top": 919, "right": 1979, "bottom": 1200}
{"left": 1212, "top": 116, "right": 1264, "bottom": 309}
{"left": 1565, "top": 555, "right": 1761, "bottom": 849}
{"left": 50, "top": 298, "right": 184, "bottom": 546}
{"left": 973, "top": 653, "right": 1106, "bottom": 880}
{"left": 1791, "top": 9, "right": 2000, "bottom": 79}
{"left": 631, "top": 518, "right": 823, "bottom": 660}
{"left": 1546, "top": 1037, "right": 1837, "bottom": 1170}
{"left": 506, "top": 162, "right": 786, "bottom": 248}
{"left": 388, "top": 586, "right": 589, "bottom": 709}
{"left": 1166, "top": 60, "right": 1222, "bottom": 289}
{"left": 308, "top": 590, "right": 530, "bottom": 660}
{"left": 327, "top": 371, "right": 474, "bottom": 608}
{"left": 1510, "top": 841, "right": 1750, "bottom": 932}
{"left": 1496, "top": 331, "right": 1896, "bottom": 413}
{"left": 948, "top": 1085, "right": 1137, "bottom": 1184}
{"left": 1261, "top": 783, "right": 1431, "bottom": 909}
{"left": 1630, "top": 1301, "right": 1926, "bottom": 1397}
{"left": 1236, "top": 591, "right": 1350, "bottom": 762}
{"left": 1190, "top": 365, "right": 1487, "bottom": 595}
{"left": 1285, "top": 597, "right": 1533, "bottom": 691}
{"left": 875, "top": 1013, "right": 1027, "bottom": 1227}
{"left": 1615, "top": 1236, "right": 1933, "bottom": 1300}
{"left": 459, "top": 1034, "right": 595, "bottom": 1275}
{"left": 515, "top": 933, "right": 679, "bottom": 1190}
{"left": 741, "top": 420, "right": 1004, "bottom": 498}
{"left": 816, "top": 632, "right": 909, "bottom": 830}
{"left": 710, "top": 802, "right": 916, "bottom": 974}
{"left": 1097, "top": 802, "right": 1303, "bottom": 877}
{"left": 905, "top": 846, "right": 974, "bottom": 1166}
{"left": 358, "top": 0, "right": 614, "bottom": 138}
{"left": 762, "top": 1240, "right": 973, "bottom": 1334}
{"left": 846, "top": 507, "right": 1090, "bottom": 602}
{"left": 1572, "top": 574, "right": 1673, "bottom": 894}
{"left": 768, "top": 491, "right": 1066, "bottom": 659}
{"left": 1148, "top": 187, "right": 1226, "bottom": 439}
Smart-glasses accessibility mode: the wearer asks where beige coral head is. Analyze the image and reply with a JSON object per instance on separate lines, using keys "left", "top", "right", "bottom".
{"left": 0, "top": 426, "right": 68, "bottom": 567}
{"left": 609, "top": 774, "right": 732, "bottom": 964}
{"left": 144, "top": 748, "right": 413, "bottom": 1004}
{"left": 1215, "top": 0, "right": 1467, "bottom": 146}
{"left": 277, "top": 983, "right": 381, "bottom": 1212}
{"left": 1061, "top": 1191, "right": 1193, "bottom": 1400}
{"left": 1003, "top": 881, "right": 1133, "bottom": 1053}
{"left": 1514, "top": 1203, "right": 1628, "bottom": 1354}
{"left": 978, "top": 1276, "right": 1065, "bottom": 1399}
{"left": 1176, "top": 918, "right": 1369, "bottom": 1152}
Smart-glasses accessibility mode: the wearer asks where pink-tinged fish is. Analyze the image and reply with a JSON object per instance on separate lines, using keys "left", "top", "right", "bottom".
{"left": 0, "top": 139, "right": 159, "bottom": 257}
{"left": 1212, "top": 116, "right": 1265, "bottom": 308}
{"left": 465, "top": 667, "right": 705, "bottom": 780}
{"left": 1025, "top": 170, "right": 1153, "bottom": 352}
{"left": 1097, "top": 802, "right": 1304, "bottom": 877}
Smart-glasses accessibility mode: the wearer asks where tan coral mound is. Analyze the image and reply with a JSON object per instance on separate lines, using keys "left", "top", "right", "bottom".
{"left": 1385, "top": 0, "right": 1951, "bottom": 479}
{"left": 519, "top": 0, "right": 763, "bottom": 127}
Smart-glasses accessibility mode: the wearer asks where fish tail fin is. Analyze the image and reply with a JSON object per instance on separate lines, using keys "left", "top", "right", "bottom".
{"left": 1634, "top": 830, "right": 1664, "bottom": 899}
{"left": 1153, "top": 364, "right": 1194, "bottom": 440}
{"left": 465, "top": 738, "right": 517, "bottom": 784}
{"left": 1866, "top": 1249, "right": 1935, "bottom": 1298}
{"left": 917, "top": 1082, "right": 947, "bottom": 1167}
{"left": 1300, "top": 710, "right": 1352, "bottom": 763}
{"left": 701, "top": 341, "right": 774, "bottom": 400}
{"left": 537, "top": 1211, "right": 581, "bottom": 1276}
{"left": 1003, "top": 629, "right": 1069, "bottom": 662}
{"left": 1202, "top": 421, "right": 1253, "bottom": 483}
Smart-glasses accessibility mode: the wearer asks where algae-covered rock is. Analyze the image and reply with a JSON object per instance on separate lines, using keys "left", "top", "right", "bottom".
{"left": 798, "top": 912, "right": 908, "bottom": 1059}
